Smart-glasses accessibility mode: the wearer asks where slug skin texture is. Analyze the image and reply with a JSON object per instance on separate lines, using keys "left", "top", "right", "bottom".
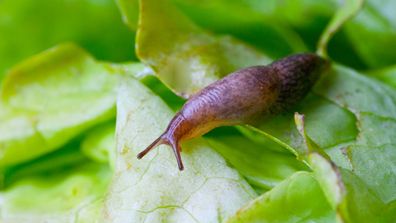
{"left": 137, "top": 53, "right": 329, "bottom": 170}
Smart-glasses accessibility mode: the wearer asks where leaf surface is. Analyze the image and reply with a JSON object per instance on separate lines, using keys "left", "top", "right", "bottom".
{"left": 135, "top": 0, "right": 270, "bottom": 98}
{"left": 0, "top": 44, "right": 118, "bottom": 166}
{"left": 226, "top": 172, "right": 335, "bottom": 223}
{"left": 249, "top": 66, "right": 396, "bottom": 211}
{"left": 345, "top": 0, "right": 396, "bottom": 68}
{"left": 104, "top": 77, "right": 256, "bottom": 222}
{"left": 0, "top": 162, "right": 111, "bottom": 223}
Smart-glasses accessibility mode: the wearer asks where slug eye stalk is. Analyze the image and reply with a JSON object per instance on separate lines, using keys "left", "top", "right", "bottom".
{"left": 137, "top": 133, "right": 184, "bottom": 171}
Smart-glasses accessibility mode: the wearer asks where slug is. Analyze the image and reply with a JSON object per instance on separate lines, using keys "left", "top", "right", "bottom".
{"left": 137, "top": 53, "right": 329, "bottom": 170}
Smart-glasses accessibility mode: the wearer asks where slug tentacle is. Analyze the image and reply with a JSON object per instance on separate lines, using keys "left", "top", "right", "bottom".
{"left": 137, "top": 114, "right": 186, "bottom": 170}
{"left": 137, "top": 53, "right": 328, "bottom": 171}
{"left": 136, "top": 134, "right": 164, "bottom": 159}
{"left": 137, "top": 132, "right": 184, "bottom": 170}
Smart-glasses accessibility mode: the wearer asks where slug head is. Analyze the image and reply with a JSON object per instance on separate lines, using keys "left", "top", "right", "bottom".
{"left": 137, "top": 114, "right": 187, "bottom": 170}
{"left": 137, "top": 133, "right": 184, "bottom": 170}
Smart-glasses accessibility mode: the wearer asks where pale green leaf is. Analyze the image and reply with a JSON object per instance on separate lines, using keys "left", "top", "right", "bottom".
{"left": 104, "top": 77, "right": 256, "bottom": 222}
{"left": 0, "top": 44, "right": 119, "bottom": 167}
{"left": 0, "top": 163, "right": 111, "bottom": 223}
{"left": 81, "top": 122, "right": 116, "bottom": 168}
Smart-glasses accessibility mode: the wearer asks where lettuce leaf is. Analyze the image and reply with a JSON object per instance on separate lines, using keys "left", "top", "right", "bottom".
{"left": 171, "top": 0, "right": 307, "bottom": 58}
{"left": 308, "top": 152, "right": 389, "bottom": 223}
{"left": 1, "top": 0, "right": 396, "bottom": 222}
{"left": 367, "top": 65, "right": 396, "bottom": 88}
{"left": 243, "top": 92, "right": 358, "bottom": 158}
{"left": 226, "top": 106, "right": 394, "bottom": 223}
{"left": 1, "top": 141, "right": 86, "bottom": 188}
{"left": 0, "top": 0, "right": 135, "bottom": 80}
{"left": 116, "top": 0, "right": 307, "bottom": 58}
{"left": 252, "top": 65, "right": 396, "bottom": 207}
{"left": 171, "top": 0, "right": 369, "bottom": 69}
{"left": 236, "top": 66, "right": 396, "bottom": 221}
{"left": 116, "top": 0, "right": 396, "bottom": 222}
{"left": 316, "top": 0, "right": 363, "bottom": 57}
{"left": 135, "top": 0, "right": 270, "bottom": 98}
{"left": 344, "top": 0, "right": 396, "bottom": 68}
{"left": 0, "top": 162, "right": 111, "bottom": 222}
{"left": 226, "top": 172, "right": 335, "bottom": 223}
{"left": 0, "top": 44, "right": 118, "bottom": 167}
{"left": 104, "top": 77, "right": 256, "bottom": 222}
{"left": 81, "top": 122, "right": 116, "bottom": 168}
{"left": 294, "top": 113, "right": 389, "bottom": 222}
{"left": 206, "top": 132, "right": 307, "bottom": 191}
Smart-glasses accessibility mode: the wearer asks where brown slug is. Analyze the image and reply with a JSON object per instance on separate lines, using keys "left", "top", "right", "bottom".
{"left": 137, "top": 53, "right": 329, "bottom": 170}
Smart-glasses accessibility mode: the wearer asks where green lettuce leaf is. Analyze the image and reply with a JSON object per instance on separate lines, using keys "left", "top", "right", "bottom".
{"left": 226, "top": 171, "right": 335, "bottom": 223}
{"left": 135, "top": 0, "right": 270, "bottom": 98}
{"left": 317, "top": 0, "right": 364, "bottom": 57}
{"left": 367, "top": 65, "right": 396, "bottom": 88}
{"left": 313, "top": 66, "right": 396, "bottom": 205}
{"left": 81, "top": 76, "right": 183, "bottom": 169}
{"left": 170, "top": 0, "right": 370, "bottom": 69}
{"left": 309, "top": 152, "right": 389, "bottom": 223}
{"left": 242, "top": 92, "right": 358, "bottom": 159}
{"left": 117, "top": 2, "right": 396, "bottom": 222}
{"left": 1, "top": 140, "right": 86, "bottom": 188}
{"left": 172, "top": 0, "right": 307, "bottom": 58}
{"left": 116, "top": 0, "right": 307, "bottom": 58}
{"left": 139, "top": 75, "right": 186, "bottom": 111}
{"left": 1, "top": 0, "right": 395, "bottom": 222}
{"left": 0, "top": 0, "right": 135, "bottom": 79}
{"left": 205, "top": 130, "right": 307, "bottom": 191}
{"left": 294, "top": 113, "right": 389, "bottom": 222}
{"left": 226, "top": 108, "right": 394, "bottom": 223}
{"left": 115, "top": 0, "right": 139, "bottom": 30}
{"left": 0, "top": 162, "right": 111, "bottom": 222}
{"left": 0, "top": 43, "right": 118, "bottom": 167}
{"left": 107, "top": 62, "right": 154, "bottom": 80}
{"left": 344, "top": 0, "right": 396, "bottom": 68}
{"left": 104, "top": 77, "right": 256, "bottom": 222}
{"left": 252, "top": 65, "right": 396, "bottom": 206}
{"left": 81, "top": 122, "right": 116, "bottom": 168}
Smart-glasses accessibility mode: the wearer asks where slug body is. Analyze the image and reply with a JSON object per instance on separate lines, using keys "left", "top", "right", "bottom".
{"left": 137, "top": 53, "right": 329, "bottom": 170}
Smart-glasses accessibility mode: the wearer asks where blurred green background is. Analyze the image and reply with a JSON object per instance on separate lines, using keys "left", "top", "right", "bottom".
{"left": 2, "top": 0, "right": 396, "bottom": 82}
{"left": 0, "top": 0, "right": 136, "bottom": 80}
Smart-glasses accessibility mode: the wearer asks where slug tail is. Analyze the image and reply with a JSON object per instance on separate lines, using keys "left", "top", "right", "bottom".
{"left": 137, "top": 133, "right": 184, "bottom": 171}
